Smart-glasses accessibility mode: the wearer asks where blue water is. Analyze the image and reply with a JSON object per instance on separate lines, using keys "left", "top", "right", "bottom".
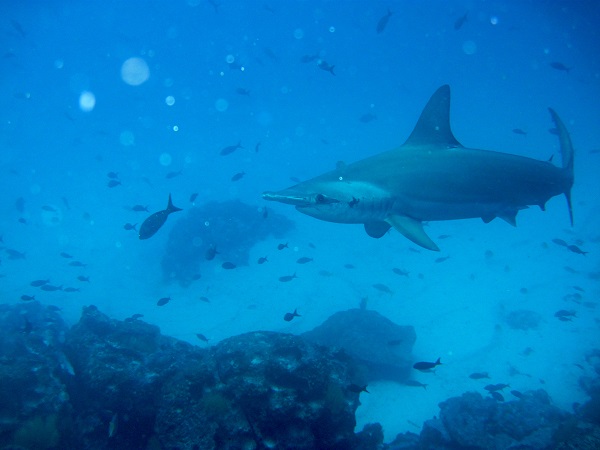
{"left": 1, "top": 0, "right": 599, "bottom": 441}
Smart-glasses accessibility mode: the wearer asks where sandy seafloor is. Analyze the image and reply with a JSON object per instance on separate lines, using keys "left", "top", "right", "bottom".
{"left": 1, "top": 0, "right": 600, "bottom": 443}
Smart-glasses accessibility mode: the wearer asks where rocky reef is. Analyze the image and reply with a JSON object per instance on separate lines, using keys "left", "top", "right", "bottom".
{"left": 161, "top": 200, "right": 294, "bottom": 286}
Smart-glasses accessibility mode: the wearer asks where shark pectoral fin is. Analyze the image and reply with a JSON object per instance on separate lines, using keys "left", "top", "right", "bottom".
{"left": 386, "top": 215, "right": 440, "bottom": 251}
{"left": 498, "top": 211, "right": 518, "bottom": 227}
{"left": 364, "top": 221, "right": 391, "bottom": 238}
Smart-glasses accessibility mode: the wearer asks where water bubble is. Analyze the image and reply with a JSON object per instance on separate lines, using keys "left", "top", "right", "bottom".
{"left": 329, "top": 26, "right": 335, "bottom": 33}
{"left": 215, "top": 98, "right": 229, "bottom": 112}
{"left": 293, "top": 28, "right": 304, "bottom": 39}
{"left": 121, "top": 57, "right": 150, "bottom": 86}
{"left": 165, "top": 95, "right": 175, "bottom": 106}
{"left": 54, "top": 59, "right": 64, "bottom": 69}
{"left": 120, "top": 130, "right": 135, "bottom": 146}
{"left": 79, "top": 91, "right": 96, "bottom": 112}
{"left": 204, "top": 221, "right": 210, "bottom": 227}
{"left": 159, "top": 153, "right": 172, "bottom": 166}
{"left": 490, "top": 16, "right": 499, "bottom": 25}
{"left": 172, "top": 125, "right": 179, "bottom": 132}
{"left": 462, "top": 40, "right": 477, "bottom": 55}
{"left": 225, "top": 54, "right": 235, "bottom": 64}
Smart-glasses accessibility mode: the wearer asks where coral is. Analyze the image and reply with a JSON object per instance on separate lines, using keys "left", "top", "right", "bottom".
{"left": 12, "top": 414, "right": 59, "bottom": 450}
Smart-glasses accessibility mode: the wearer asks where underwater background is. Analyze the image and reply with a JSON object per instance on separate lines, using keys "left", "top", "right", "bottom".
{"left": 1, "top": 0, "right": 599, "bottom": 447}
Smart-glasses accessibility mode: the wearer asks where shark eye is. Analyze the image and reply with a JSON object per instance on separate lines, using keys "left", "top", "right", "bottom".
{"left": 315, "top": 194, "right": 326, "bottom": 203}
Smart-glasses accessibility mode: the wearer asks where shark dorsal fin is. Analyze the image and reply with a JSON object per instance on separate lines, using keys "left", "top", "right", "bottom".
{"left": 402, "top": 85, "right": 462, "bottom": 148}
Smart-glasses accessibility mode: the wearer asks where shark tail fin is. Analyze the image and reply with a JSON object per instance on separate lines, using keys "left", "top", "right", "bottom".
{"left": 548, "top": 108, "right": 574, "bottom": 226}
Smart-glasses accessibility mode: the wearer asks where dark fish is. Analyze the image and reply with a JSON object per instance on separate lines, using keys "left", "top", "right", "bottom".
{"left": 279, "top": 273, "right": 297, "bottom": 282}
{"left": 283, "top": 309, "right": 301, "bottom": 322}
{"left": 15, "top": 197, "right": 25, "bottom": 213}
{"left": 510, "top": 390, "right": 524, "bottom": 399}
{"left": 69, "top": 261, "right": 86, "bottom": 267}
{"left": 296, "top": 257, "right": 313, "bottom": 264}
{"left": 236, "top": 87, "right": 251, "bottom": 96}
{"left": 42, "top": 205, "right": 57, "bottom": 212}
{"left": 454, "top": 12, "right": 468, "bottom": 30}
{"left": 61, "top": 197, "right": 71, "bottom": 209}
{"left": 347, "top": 383, "right": 369, "bottom": 393}
{"left": 552, "top": 238, "right": 568, "bottom": 247}
{"left": 205, "top": 245, "right": 218, "bottom": 260}
{"left": 567, "top": 244, "right": 587, "bottom": 255}
{"left": 107, "top": 172, "right": 119, "bottom": 179}
{"left": 317, "top": 60, "right": 335, "bottom": 75}
{"left": 20, "top": 295, "right": 35, "bottom": 301}
{"left": 257, "top": 256, "right": 268, "bottom": 264}
{"left": 189, "top": 193, "right": 199, "bottom": 203}
{"left": 130, "top": 205, "right": 149, "bottom": 212}
{"left": 435, "top": 256, "right": 450, "bottom": 263}
{"left": 220, "top": 141, "right": 243, "bottom": 156}
{"left": 199, "top": 296, "right": 210, "bottom": 303}
{"left": 572, "top": 286, "right": 585, "bottom": 292}
{"left": 157, "top": 297, "right": 170, "bottom": 306}
{"left": 139, "top": 194, "right": 182, "bottom": 240}
{"left": 403, "top": 380, "right": 428, "bottom": 389}
{"left": 222, "top": 262, "right": 236, "bottom": 270}
{"left": 196, "top": 333, "right": 209, "bottom": 342}
{"left": 18, "top": 217, "right": 27, "bottom": 224}
{"left": 392, "top": 268, "right": 409, "bottom": 277}
{"left": 6, "top": 249, "right": 26, "bottom": 259}
{"left": 376, "top": 8, "right": 393, "bottom": 34}
{"left": 166, "top": 170, "right": 182, "bottom": 179}
{"left": 30, "top": 279, "right": 49, "bottom": 287}
{"left": 469, "top": 372, "right": 490, "bottom": 380}
{"left": 308, "top": 243, "right": 316, "bottom": 249}
{"left": 359, "top": 113, "right": 377, "bottom": 123}
{"left": 344, "top": 263, "right": 355, "bottom": 269}
{"left": 300, "top": 53, "right": 319, "bottom": 63}
{"left": 372, "top": 283, "right": 393, "bottom": 294}
{"left": 549, "top": 62, "right": 571, "bottom": 73}
{"left": 263, "top": 47, "right": 280, "bottom": 63}
{"left": 77, "top": 276, "right": 90, "bottom": 282}
{"left": 255, "top": 142, "right": 261, "bottom": 153}
{"left": 413, "top": 357, "right": 441, "bottom": 372}
{"left": 558, "top": 316, "right": 572, "bottom": 322}
{"left": 63, "top": 287, "right": 80, "bottom": 292}
{"left": 554, "top": 309, "right": 576, "bottom": 318}
{"left": 512, "top": 128, "right": 527, "bottom": 136}
{"left": 277, "top": 242, "right": 288, "bottom": 250}
{"left": 231, "top": 171, "right": 246, "bottom": 181}
{"left": 107, "top": 180, "right": 121, "bottom": 188}
{"left": 490, "top": 391, "right": 505, "bottom": 401}
{"left": 124, "top": 223, "right": 137, "bottom": 231}
{"left": 41, "top": 284, "right": 63, "bottom": 291}
{"left": 484, "top": 383, "right": 510, "bottom": 392}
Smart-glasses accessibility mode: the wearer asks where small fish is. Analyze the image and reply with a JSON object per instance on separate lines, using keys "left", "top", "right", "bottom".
{"left": 317, "top": 60, "right": 335, "bottom": 76}
{"left": 512, "top": 128, "right": 527, "bottom": 136}
{"left": 30, "top": 279, "right": 50, "bottom": 287}
{"left": 107, "top": 172, "right": 119, "bottom": 179}
{"left": 60, "top": 252, "right": 73, "bottom": 259}
{"left": 205, "top": 245, "right": 218, "bottom": 260}
{"left": 490, "top": 391, "right": 505, "bottom": 402}
{"left": 236, "top": 87, "right": 251, "bottom": 96}
{"left": 157, "top": 297, "right": 170, "bottom": 306}
{"left": 554, "top": 309, "right": 576, "bottom": 318}
{"left": 343, "top": 263, "right": 355, "bottom": 269}
{"left": 558, "top": 316, "right": 572, "bottom": 322}
{"left": 454, "top": 11, "right": 468, "bottom": 30}
{"left": 219, "top": 141, "right": 243, "bottom": 156}
{"left": 376, "top": 8, "right": 393, "bottom": 34}
{"left": 403, "top": 380, "right": 428, "bottom": 389}
{"left": 511, "top": 390, "right": 524, "bottom": 399}
{"left": 196, "top": 333, "right": 209, "bottom": 342}
{"left": 372, "top": 283, "right": 393, "bottom": 294}
{"left": 222, "top": 262, "right": 236, "bottom": 270}
{"left": 6, "top": 249, "right": 26, "bottom": 259}
{"left": 438, "top": 234, "right": 451, "bottom": 239}
{"left": 549, "top": 62, "right": 571, "bottom": 73}
{"left": 64, "top": 287, "right": 80, "bottom": 292}
{"left": 413, "top": 357, "right": 441, "bottom": 372}
{"left": 107, "top": 180, "right": 121, "bottom": 188}
{"left": 255, "top": 142, "right": 261, "bottom": 153}
{"left": 300, "top": 53, "right": 319, "bottom": 63}
{"left": 165, "top": 170, "right": 183, "bottom": 179}
{"left": 552, "top": 238, "right": 568, "bottom": 246}
{"left": 189, "top": 193, "right": 199, "bottom": 203}
{"left": 77, "top": 276, "right": 90, "bottom": 282}
{"left": 20, "top": 295, "right": 35, "bottom": 301}
{"left": 567, "top": 244, "right": 587, "bottom": 255}
{"left": 392, "top": 268, "right": 409, "bottom": 277}
{"left": 108, "top": 412, "right": 118, "bottom": 438}
{"left": 296, "top": 257, "right": 313, "bottom": 264}
{"left": 469, "top": 372, "right": 490, "bottom": 380}
{"left": 279, "top": 273, "right": 297, "bottom": 282}
{"left": 198, "top": 296, "right": 210, "bottom": 303}
{"left": 484, "top": 383, "right": 510, "bottom": 392}
{"left": 18, "top": 217, "right": 27, "bottom": 224}
{"left": 124, "top": 223, "right": 138, "bottom": 232}
{"left": 435, "top": 256, "right": 450, "bottom": 263}
{"left": 231, "top": 171, "right": 246, "bottom": 182}
{"left": 131, "top": 313, "right": 144, "bottom": 320}
{"left": 139, "top": 194, "right": 182, "bottom": 240}
{"left": 41, "top": 284, "right": 63, "bottom": 292}
{"left": 359, "top": 113, "right": 377, "bottom": 123}
{"left": 69, "top": 261, "right": 86, "bottom": 267}
{"left": 130, "top": 205, "right": 149, "bottom": 212}
{"left": 572, "top": 286, "right": 585, "bottom": 292}
{"left": 283, "top": 308, "right": 301, "bottom": 322}
{"left": 257, "top": 256, "right": 268, "bottom": 264}
{"left": 277, "top": 242, "right": 288, "bottom": 250}
{"left": 347, "top": 383, "right": 369, "bottom": 393}
{"left": 42, "top": 205, "right": 57, "bottom": 212}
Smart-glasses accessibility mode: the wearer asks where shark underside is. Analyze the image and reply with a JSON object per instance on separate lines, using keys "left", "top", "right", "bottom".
{"left": 262, "top": 85, "right": 574, "bottom": 251}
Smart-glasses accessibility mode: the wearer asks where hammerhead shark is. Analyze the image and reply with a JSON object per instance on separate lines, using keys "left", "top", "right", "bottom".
{"left": 262, "top": 85, "right": 574, "bottom": 251}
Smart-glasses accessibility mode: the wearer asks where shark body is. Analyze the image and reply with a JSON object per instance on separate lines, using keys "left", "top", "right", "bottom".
{"left": 262, "top": 85, "right": 574, "bottom": 251}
